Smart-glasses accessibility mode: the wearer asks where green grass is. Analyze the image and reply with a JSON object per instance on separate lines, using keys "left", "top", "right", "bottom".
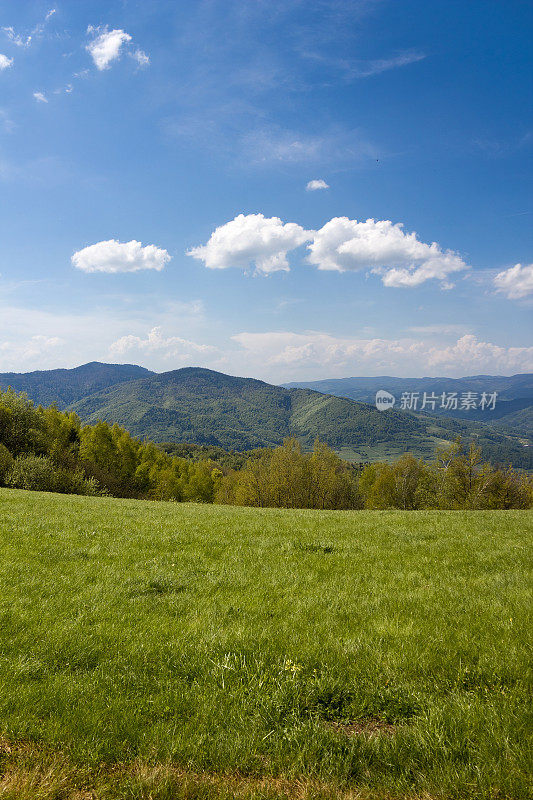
{"left": 0, "top": 488, "right": 531, "bottom": 799}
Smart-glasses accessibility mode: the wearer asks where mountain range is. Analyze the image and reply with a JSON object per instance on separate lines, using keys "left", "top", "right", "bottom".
{"left": 283, "top": 374, "right": 533, "bottom": 435}
{"left": 0, "top": 363, "right": 531, "bottom": 468}
{"left": 0, "top": 362, "right": 153, "bottom": 407}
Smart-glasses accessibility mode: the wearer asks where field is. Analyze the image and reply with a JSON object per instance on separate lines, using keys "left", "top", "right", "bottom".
{"left": 0, "top": 489, "right": 531, "bottom": 799}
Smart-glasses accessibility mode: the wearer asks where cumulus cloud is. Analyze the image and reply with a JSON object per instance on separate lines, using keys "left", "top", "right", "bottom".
{"left": 33, "top": 91, "right": 48, "bottom": 103}
{"left": 188, "top": 213, "right": 312, "bottom": 274}
{"left": 493, "top": 263, "right": 533, "bottom": 300}
{"left": 1, "top": 297, "right": 531, "bottom": 379}
{"left": 306, "top": 179, "right": 329, "bottom": 191}
{"left": 233, "top": 331, "right": 533, "bottom": 377}
{"left": 0, "top": 302, "right": 209, "bottom": 373}
{"left": 86, "top": 26, "right": 132, "bottom": 70}
{"left": 428, "top": 334, "right": 533, "bottom": 372}
{"left": 72, "top": 239, "right": 171, "bottom": 274}
{"left": 0, "top": 334, "right": 62, "bottom": 367}
{"left": 190, "top": 213, "right": 469, "bottom": 287}
{"left": 0, "top": 54, "right": 13, "bottom": 70}
{"left": 110, "top": 326, "right": 216, "bottom": 363}
{"left": 307, "top": 217, "right": 468, "bottom": 288}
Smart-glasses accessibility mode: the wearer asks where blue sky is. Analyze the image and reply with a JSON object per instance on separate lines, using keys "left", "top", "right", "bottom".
{"left": 0, "top": 0, "right": 531, "bottom": 381}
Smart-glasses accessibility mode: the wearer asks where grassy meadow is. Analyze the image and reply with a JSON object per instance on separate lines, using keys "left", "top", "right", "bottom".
{"left": 0, "top": 488, "right": 531, "bottom": 799}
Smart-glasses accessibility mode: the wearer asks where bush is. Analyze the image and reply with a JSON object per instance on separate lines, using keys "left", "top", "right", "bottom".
{"left": 0, "top": 443, "right": 14, "bottom": 486}
{"left": 6, "top": 454, "right": 100, "bottom": 496}
{"left": 7, "top": 454, "right": 59, "bottom": 492}
{"left": 53, "top": 466, "right": 101, "bottom": 496}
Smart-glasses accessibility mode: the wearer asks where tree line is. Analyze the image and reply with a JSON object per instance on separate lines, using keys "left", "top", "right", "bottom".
{"left": 0, "top": 388, "right": 531, "bottom": 510}
{"left": 0, "top": 388, "right": 219, "bottom": 502}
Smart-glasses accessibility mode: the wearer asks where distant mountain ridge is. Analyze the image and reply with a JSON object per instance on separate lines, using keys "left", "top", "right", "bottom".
{"left": 283, "top": 374, "right": 533, "bottom": 434}
{"left": 0, "top": 362, "right": 530, "bottom": 467}
{"left": 0, "top": 361, "right": 154, "bottom": 408}
{"left": 67, "top": 366, "right": 531, "bottom": 468}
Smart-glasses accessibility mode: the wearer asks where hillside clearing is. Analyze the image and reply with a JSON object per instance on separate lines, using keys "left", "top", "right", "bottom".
{"left": 0, "top": 489, "right": 531, "bottom": 799}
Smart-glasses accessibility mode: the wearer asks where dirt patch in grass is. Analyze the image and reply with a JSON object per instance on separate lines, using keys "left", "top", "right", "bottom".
{"left": 0, "top": 735, "right": 434, "bottom": 800}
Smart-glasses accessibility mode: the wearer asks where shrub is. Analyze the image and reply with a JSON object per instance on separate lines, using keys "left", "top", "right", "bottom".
{"left": 53, "top": 466, "right": 101, "bottom": 496}
{"left": 0, "top": 443, "right": 14, "bottom": 486}
{"left": 7, "top": 454, "right": 59, "bottom": 492}
{"left": 7, "top": 454, "right": 101, "bottom": 496}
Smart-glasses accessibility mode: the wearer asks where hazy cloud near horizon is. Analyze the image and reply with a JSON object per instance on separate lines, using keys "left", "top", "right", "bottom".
{"left": 0, "top": 301, "right": 531, "bottom": 380}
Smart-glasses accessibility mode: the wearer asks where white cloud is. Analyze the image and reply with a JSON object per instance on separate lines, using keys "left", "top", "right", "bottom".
{"left": 33, "top": 91, "right": 48, "bottom": 103}
{"left": 52, "top": 84, "right": 74, "bottom": 97}
{"left": 86, "top": 26, "right": 132, "bottom": 70}
{"left": 72, "top": 239, "right": 171, "bottom": 274}
{"left": 307, "top": 217, "right": 468, "bottom": 288}
{"left": 0, "top": 299, "right": 531, "bottom": 381}
{"left": 0, "top": 302, "right": 208, "bottom": 373}
{"left": 0, "top": 334, "right": 63, "bottom": 368}
{"left": 306, "top": 179, "right": 329, "bottom": 191}
{"left": 300, "top": 49, "right": 426, "bottom": 82}
{"left": 131, "top": 49, "right": 150, "bottom": 67}
{"left": 428, "top": 334, "right": 533, "bottom": 372}
{"left": 2, "top": 9, "right": 56, "bottom": 49}
{"left": 190, "top": 213, "right": 469, "bottom": 287}
{"left": 2, "top": 26, "right": 31, "bottom": 47}
{"left": 232, "top": 331, "right": 533, "bottom": 378}
{"left": 0, "top": 54, "right": 13, "bottom": 70}
{"left": 110, "top": 326, "right": 216, "bottom": 363}
{"left": 493, "top": 263, "right": 533, "bottom": 300}
{"left": 188, "top": 213, "right": 312, "bottom": 274}
{"left": 349, "top": 51, "right": 426, "bottom": 79}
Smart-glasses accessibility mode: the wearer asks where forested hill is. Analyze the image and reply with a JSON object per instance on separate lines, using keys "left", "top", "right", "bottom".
{"left": 0, "top": 362, "right": 154, "bottom": 408}
{"left": 69, "top": 367, "right": 531, "bottom": 468}
{"left": 283, "top": 374, "right": 533, "bottom": 434}
{"left": 0, "top": 363, "right": 529, "bottom": 466}
{"left": 283, "top": 373, "right": 533, "bottom": 402}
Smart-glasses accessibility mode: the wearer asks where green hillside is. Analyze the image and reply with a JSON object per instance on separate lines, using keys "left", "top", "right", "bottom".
{"left": 283, "top": 373, "right": 533, "bottom": 404}
{"left": 0, "top": 361, "right": 154, "bottom": 408}
{"left": 493, "top": 405, "right": 533, "bottom": 436}
{"left": 70, "top": 367, "right": 532, "bottom": 467}
{"left": 284, "top": 374, "right": 533, "bottom": 437}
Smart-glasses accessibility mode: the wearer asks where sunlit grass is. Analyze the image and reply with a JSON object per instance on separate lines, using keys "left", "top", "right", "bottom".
{"left": 0, "top": 488, "right": 531, "bottom": 799}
